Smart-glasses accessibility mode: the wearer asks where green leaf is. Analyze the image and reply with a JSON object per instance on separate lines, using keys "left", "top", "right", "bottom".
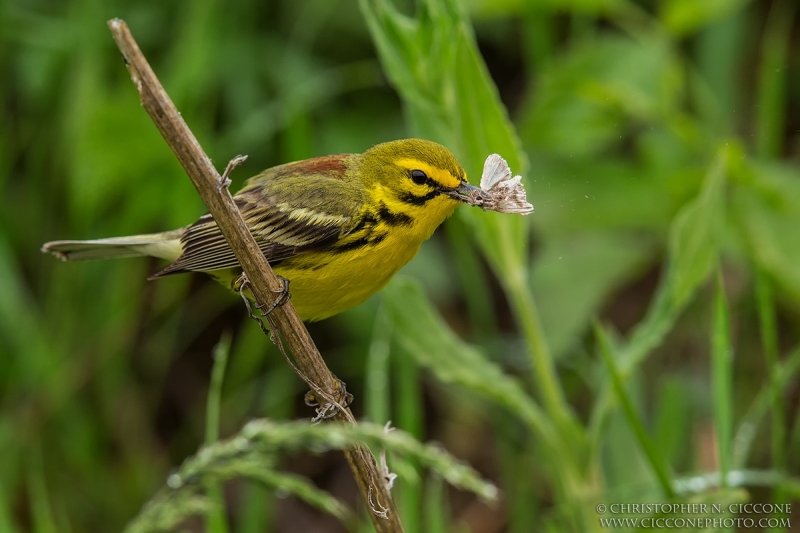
{"left": 591, "top": 146, "right": 729, "bottom": 435}
{"left": 665, "top": 158, "right": 726, "bottom": 310}
{"left": 450, "top": 25, "right": 530, "bottom": 276}
{"left": 359, "top": 0, "right": 529, "bottom": 280}
{"left": 661, "top": 0, "right": 752, "bottom": 36}
{"left": 732, "top": 161, "right": 800, "bottom": 302}
{"left": 382, "top": 277, "right": 554, "bottom": 444}
{"left": 520, "top": 35, "right": 680, "bottom": 158}
{"left": 623, "top": 145, "right": 729, "bottom": 368}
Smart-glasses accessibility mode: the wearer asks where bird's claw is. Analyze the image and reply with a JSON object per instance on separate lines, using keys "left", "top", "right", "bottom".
{"left": 254, "top": 275, "right": 291, "bottom": 317}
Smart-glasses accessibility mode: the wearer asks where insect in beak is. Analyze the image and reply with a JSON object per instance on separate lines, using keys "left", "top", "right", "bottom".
{"left": 445, "top": 181, "right": 491, "bottom": 207}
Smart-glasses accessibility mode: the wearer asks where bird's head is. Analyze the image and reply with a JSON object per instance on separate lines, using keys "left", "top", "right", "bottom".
{"left": 358, "top": 139, "right": 489, "bottom": 223}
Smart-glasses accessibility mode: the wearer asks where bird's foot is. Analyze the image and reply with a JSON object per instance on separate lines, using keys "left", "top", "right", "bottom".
{"left": 236, "top": 272, "right": 278, "bottom": 341}
{"left": 254, "top": 275, "right": 291, "bottom": 317}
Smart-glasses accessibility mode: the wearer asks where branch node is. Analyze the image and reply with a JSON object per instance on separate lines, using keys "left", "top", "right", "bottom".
{"left": 305, "top": 379, "right": 354, "bottom": 422}
{"left": 219, "top": 154, "right": 247, "bottom": 191}
{"left": 379, "top": 422, "right": 398, "bottom": 491}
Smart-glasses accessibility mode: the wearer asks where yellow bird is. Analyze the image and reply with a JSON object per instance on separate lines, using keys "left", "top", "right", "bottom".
{"left": 43, "top": 139, "right": 487, "bottom": 321}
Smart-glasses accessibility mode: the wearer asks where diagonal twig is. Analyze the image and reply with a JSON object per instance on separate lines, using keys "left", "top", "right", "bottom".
{"left": 107, "top": 18, "right": 403, "bottom": 532}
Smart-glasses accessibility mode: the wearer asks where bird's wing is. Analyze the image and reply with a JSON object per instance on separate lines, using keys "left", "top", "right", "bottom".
{"left": 150, "top": 154, "right": 364, "bottom": 278}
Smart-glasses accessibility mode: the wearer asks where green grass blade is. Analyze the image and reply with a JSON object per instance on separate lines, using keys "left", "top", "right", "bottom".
{"left": 241, "top": 420, "right": 498, "bottom": 501}
{"left": 654, "top": 378, "right": 692, "bottom": 470}
{"left": 27, "top": 444, "right": 57, "bottom": 533}
{"left": 0, "top": 480, "right": 20, "bottom": 533}
{"left": 711, "top": 270, "right": 734, "bottom": 488}
{"left": 595, "top": 324, "right": 675, "bottom": 498}
{"left": 497, "top": 431, "right": 539, "bottom": 533}
{"left": 733, "top": 346, "right": 800, "bottom": 469}
{"left": 695, "top": 4, "right": 746, "bottom": 136}
{"left": 206, "top": 333, "right": 232, "bottom": 445}
{"left": 365, "top": 305, "right": 392, "bottom": 424}
{"left": 126, "top": 418, "right": 497, "bottom": 532}
{"left": 244, "top": 469, "right": 351, "bottom": 522}
{"left": 791, "top": 409, "right": 800, "bottom": 474}
{"left": 205, "top": 333, "right": 232, "bottom": 533}
{"left": 237, "top": 484, "right": 272, "bottom": 533}
{"left": 746, "top": 273, "right": 790, "bottom": 533}
{"left": 423, "top": 475, "right": 447, "bottom": 533}
{"left": 755, "top": 0, "right": 796, "bottom": 158}
{"left": 755, "top": 272, "right": 785, "bottom": 470}
{"left": 394, "top": 339, "right": 423, "bottom": 532}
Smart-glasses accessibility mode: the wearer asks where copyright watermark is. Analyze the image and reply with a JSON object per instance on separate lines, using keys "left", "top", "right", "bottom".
{"left": 596, "top": 503, "right": 792, "bottom": 529}
{"left": 599, "top": 517, "right": 792, "bottom": 529}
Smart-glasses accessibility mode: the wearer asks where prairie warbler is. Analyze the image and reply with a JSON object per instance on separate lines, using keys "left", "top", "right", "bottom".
{"left": 43, "top": 139, "right": 488, "bottom": 321}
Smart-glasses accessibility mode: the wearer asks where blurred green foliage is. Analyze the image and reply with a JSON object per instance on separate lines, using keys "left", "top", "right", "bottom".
{"left": 2, "top": 0, "right": 799, "bottom": 531}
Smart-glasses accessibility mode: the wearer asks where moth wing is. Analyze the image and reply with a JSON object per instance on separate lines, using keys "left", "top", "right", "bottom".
{"left": 480, "top": 154, "right": 511, "bottom": 190}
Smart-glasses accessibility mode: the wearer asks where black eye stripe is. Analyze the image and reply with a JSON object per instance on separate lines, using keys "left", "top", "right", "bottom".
{"left": 399, "top": 190, "right": 441, "bottom": 206}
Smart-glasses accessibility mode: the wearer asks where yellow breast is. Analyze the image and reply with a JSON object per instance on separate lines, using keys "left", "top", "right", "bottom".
{"left": 273, "top": 192, "right": 459, "bottom": 321}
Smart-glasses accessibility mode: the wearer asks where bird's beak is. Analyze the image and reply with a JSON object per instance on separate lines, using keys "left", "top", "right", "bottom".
{"left": 445, "top": 181, "right": 491, "bottom": 207}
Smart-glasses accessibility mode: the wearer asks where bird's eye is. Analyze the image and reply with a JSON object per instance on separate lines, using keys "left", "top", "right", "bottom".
{"left": 410, "top": 170, "right": 428, "bottom": 185}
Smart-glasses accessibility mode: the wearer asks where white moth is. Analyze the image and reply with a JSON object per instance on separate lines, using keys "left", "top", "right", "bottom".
{"left": 478, "top": 154, "right": 534, "bottom": 215}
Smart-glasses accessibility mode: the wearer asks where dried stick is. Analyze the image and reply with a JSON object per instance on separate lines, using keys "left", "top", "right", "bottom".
{"left": 107, "top": 19, "right": 403, "bottom": 532}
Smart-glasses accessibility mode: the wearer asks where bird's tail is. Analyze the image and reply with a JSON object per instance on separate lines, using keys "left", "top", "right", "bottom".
{"left": 42, "top": 229, "right": 185, "bottom": 262}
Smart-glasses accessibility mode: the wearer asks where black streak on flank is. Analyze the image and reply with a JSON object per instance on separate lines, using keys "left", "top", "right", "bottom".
{"left": 350, "top": 212, "right": 378, "bottom": 234}
{"left": 399, "top": 190, "right": 441, "bottom": 206}
{"left": 332, "top": 236, "right": 371, "bottom": 253}
{"left": 376, "top": 202, "right": 413, "bottom": 226}
{"left": 331, "top": 231, "right": 387, "bottom": 254}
